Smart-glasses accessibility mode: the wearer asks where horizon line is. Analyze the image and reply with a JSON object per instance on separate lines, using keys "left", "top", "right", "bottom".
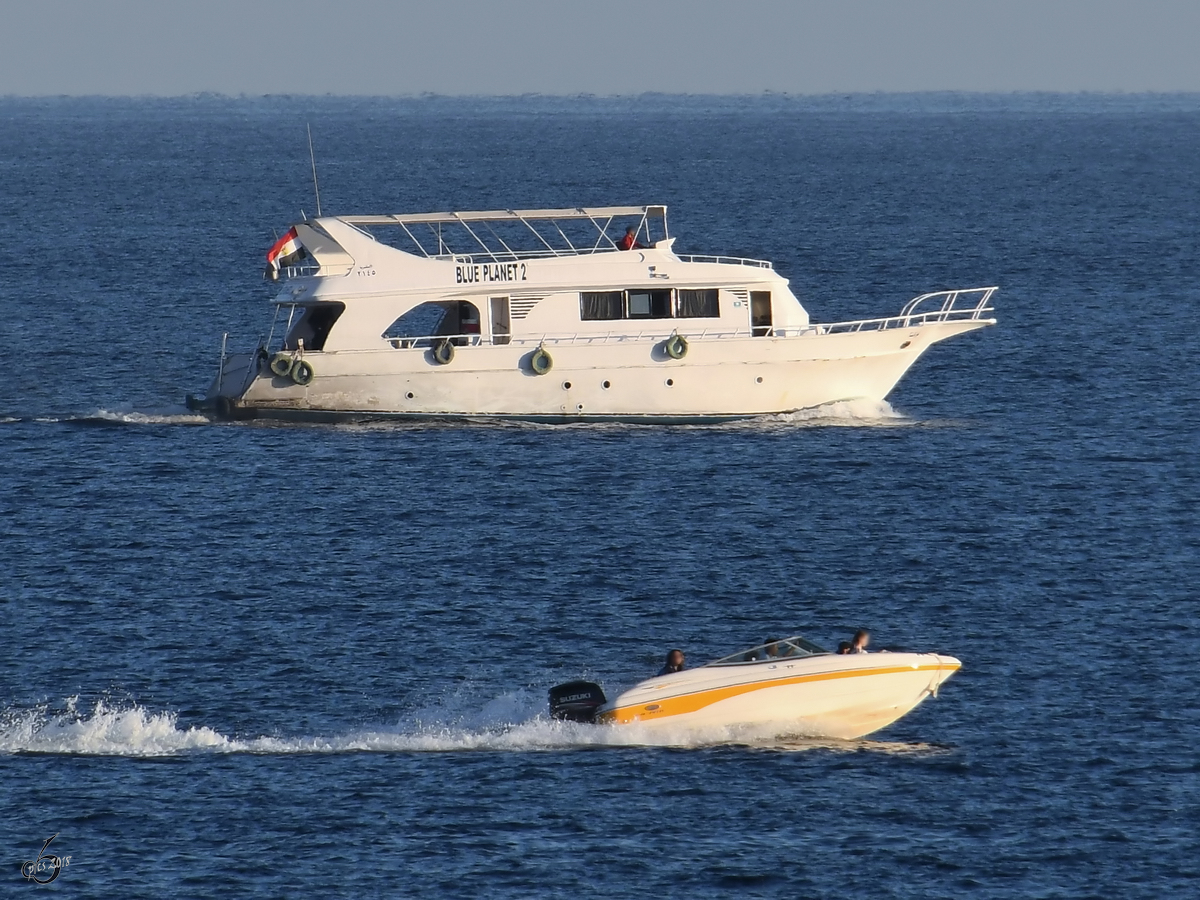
{"left": 6, "top": 89, "right": 1200, "bottom": 101}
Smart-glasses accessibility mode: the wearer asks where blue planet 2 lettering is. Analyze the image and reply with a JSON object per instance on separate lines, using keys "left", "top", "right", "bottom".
{"left": 455, "top": 262, "right": 527, "bottom": 284}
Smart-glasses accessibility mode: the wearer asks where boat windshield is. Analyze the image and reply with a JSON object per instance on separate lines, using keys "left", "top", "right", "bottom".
{"left": 707, "top": 636, "right": 829, "bottom": 666}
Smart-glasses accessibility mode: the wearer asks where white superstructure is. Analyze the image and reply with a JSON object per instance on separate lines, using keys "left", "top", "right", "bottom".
{"left": 189, "top": 206, "right": 996, "bottom": 422}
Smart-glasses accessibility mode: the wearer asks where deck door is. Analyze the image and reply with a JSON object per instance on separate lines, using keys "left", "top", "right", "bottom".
{"left": 490, "top": 297, "right": 511, "bottom": 345}
{"left": 750, "top": 291, "right": 773, "bottom": 337}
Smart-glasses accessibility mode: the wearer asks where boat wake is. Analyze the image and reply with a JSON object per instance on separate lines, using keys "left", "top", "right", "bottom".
{"left": 737, "top": 398, "right": 910, "bottom": 428}
{"left": 0, "top": 695, "right": 950, "bottom": 758}
{"left": 3, "top": 398, "right": 921, "bottom": 431}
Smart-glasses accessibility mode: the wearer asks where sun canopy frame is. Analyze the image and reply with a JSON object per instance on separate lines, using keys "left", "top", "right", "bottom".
{"left": 329, "top": 205, "right": 668, "bottom": 262}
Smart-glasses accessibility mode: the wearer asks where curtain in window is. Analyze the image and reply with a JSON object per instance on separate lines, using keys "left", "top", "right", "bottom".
{"left": 581, "top": 291, "right": 624, "bottom": 320}
{"left": 677, "top": 289, "right": 719, "bottom": 318}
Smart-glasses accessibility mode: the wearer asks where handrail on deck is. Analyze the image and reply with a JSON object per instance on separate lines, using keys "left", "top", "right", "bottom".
{"left": 371, "top": 288, "right": 996, "bottom": 350}
{"left": 676, "top": 254, "right": 773, "bottom": 269}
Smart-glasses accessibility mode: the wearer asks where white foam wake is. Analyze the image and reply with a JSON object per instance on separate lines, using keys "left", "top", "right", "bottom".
{"left": 762, "top": 398, "right": 908, "bottom": 426}
{"left": 0, "top": 696, "right": 944, "bottom": 757}
{"left": 0, "top": 699, "right": 229, "bottom": 756}
{"left": 87, "top": 408, "right": 211, "bottom": 425}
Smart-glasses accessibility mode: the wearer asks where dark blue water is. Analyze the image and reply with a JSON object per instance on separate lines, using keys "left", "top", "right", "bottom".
{"left": 2, "top": 95, "right": 1199, "bottom": 897}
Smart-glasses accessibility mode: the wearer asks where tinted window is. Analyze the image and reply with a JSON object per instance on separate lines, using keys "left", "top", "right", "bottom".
{"left": 677, "top": 289, "right": 719, "bottom": 318}
{"left": 627, "top": 290, "right": 672, "bottom": 319}
{"left": 581, "top": 291, "right": 624, "bottom": 320}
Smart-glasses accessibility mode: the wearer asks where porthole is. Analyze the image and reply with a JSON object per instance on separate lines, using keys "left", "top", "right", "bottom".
{"left": 665, "top": 378, "right": 674, "bottom": 387}
{"left": 755, "top": 376, "right": 763, "bottom": 384}
{"left": 576, "top": 403, "right": 584, "bottom": 411}
{"left": 405, "top": 391, "right": 415, "bottom": 399}
{"left": 602, "top": 380, "right": 611, "bottom": 389}
{"left": 900, "top": 340, "right": 912, "bottom": 349}
{"left": 562, "top": 381, "right": 572, "bottom": 390}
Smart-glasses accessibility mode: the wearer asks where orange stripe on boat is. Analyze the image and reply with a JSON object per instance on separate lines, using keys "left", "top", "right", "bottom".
{"left": 597, "top": 662, "right": 960, "bottom": 725}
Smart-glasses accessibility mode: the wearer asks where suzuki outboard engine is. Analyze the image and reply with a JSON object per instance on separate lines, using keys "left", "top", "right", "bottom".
{"left": 548, "top": 681, "right": 607, "bottom": 723}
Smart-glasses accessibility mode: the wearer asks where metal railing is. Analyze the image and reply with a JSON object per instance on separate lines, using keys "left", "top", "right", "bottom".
{"left": 376, "top": 288, "right": 996, "bottom": 351}
{"left": 386, "top": 334, "right": 485, "bottom": 350}
{"left": 676, "top": 254, "right": 773, "bottom": 269}
{"left": 816, "top": 287, "right": 998, "bottom": 335}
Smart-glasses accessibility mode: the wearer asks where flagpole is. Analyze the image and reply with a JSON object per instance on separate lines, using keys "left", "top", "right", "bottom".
{"left": 307, "top": 123, "right": 322, "bottom": 218}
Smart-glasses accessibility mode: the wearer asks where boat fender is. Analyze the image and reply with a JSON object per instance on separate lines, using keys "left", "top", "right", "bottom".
{"left": 530, "top": 347, "right": 553, "bottom": 375}
{"left": 269, "top": 352, "right": 294, "bottom": 378}
{"left": 665, "top": 334, "right": 688, "bottom": 360}
{"left": 291, "top": 359, "right": 315, "bottom": 386}
{"left": 549, "top": 680, "right": 607, "bottom": 723}
{"left": 433, "top": 339, "right": 456, "bottom": 365}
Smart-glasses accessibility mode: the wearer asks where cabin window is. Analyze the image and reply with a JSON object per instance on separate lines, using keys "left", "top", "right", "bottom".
{"left": 383, "top": 300, "right": 482, "bottom": 347}
{"left": 627, "top": 289, "right": 673, "bottom": 319}
{"left": 284, "top": 302, "right": 345, "bottom": 351}
{"left": 581, "top": 291, "right": 624, "bottom": 320}
{"left": 676, "top": 289, "right": 719, "bottom": 318}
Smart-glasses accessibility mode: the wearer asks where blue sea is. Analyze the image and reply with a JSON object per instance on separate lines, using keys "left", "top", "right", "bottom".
{"left": 2, "top": 94, "right": 1198, "bottom": 897}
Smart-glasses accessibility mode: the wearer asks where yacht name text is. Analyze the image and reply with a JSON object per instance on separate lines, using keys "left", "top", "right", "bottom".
{"left": 455, "top": 262, "right": 527, "bottom": 284}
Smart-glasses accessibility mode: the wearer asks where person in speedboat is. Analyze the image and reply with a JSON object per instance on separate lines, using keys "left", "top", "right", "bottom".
{"left": 850, "top": 630, "right": 871, "bottom": 653}
{"left": 657, "top": 649, "right": 685, "bottom": 676}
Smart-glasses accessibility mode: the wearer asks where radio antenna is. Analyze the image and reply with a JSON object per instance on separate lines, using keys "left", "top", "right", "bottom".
{"left": 307, "top": 122, "right": 322, "bottom": 218}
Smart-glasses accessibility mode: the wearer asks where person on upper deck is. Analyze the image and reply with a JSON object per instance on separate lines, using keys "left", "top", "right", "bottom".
{"left": 619, "top": 226, "right": 645, "bottom": 251}
{"left": 658, "top": 649, "right": 685, "bottom": 676}
{"left": 850, "top": 630, "right": 871, "bottom": 654}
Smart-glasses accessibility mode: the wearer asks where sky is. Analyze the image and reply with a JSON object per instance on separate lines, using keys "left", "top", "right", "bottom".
{"left": 2, "top": 0, "right": 1200, "bottom": 95}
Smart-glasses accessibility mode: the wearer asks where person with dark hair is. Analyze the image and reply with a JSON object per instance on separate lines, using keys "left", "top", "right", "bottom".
{"left": 837, "top": 641, "right": 852, "bottom": 655}
{"left": 619, "top": 226, "right": 645, "bottom": 251}
{"left": 658, "top": 648, "right": 685, "bottom": 676}
{"left": 850, "top": 630, "right": 871, "bottom": 654}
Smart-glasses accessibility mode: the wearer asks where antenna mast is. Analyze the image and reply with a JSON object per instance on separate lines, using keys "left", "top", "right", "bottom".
{"left": 307, "top": 123, "right": 322, "bottom": 217}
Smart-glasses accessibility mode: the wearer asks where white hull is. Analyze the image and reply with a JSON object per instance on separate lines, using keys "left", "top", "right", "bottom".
{"left": 210, "top": 319, "right": 986, "bottom": 422}
{"left": 599, "top": 653, "right": 960, "bottom": 740}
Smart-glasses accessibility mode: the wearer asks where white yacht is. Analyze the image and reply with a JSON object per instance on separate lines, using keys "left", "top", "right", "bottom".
{"left": 187, "top": 206, "right": 996, "bottom": 422}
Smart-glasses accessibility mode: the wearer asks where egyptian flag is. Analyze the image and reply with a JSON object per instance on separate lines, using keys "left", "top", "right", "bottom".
{"left": 266, "top": 227, "right": 306, "bottom": 277}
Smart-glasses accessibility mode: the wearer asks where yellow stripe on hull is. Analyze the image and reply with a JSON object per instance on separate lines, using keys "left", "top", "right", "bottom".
{"left": 597, "top": 661, "right": 960, "bottom": 739}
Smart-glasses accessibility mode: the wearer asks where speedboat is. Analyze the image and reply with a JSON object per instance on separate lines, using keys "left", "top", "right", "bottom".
{"left": 187, "top": 205, "right": 996, "bottom": 423}
{"left": 549, "top": 636, "right": 960, "bottom": 740}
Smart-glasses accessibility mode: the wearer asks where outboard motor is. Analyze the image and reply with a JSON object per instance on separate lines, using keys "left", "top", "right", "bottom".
{"left": 548, "top": 681, "right": 607, "bottom": 723}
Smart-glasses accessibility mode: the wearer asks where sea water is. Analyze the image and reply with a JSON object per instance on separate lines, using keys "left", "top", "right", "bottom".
{"left": 1, "top": 94, "right": 1198, "bottom": 897}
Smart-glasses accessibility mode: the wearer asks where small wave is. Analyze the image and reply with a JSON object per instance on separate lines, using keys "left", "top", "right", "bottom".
{"left": 0, "top": 695, "right": 944, "bottom": 758}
